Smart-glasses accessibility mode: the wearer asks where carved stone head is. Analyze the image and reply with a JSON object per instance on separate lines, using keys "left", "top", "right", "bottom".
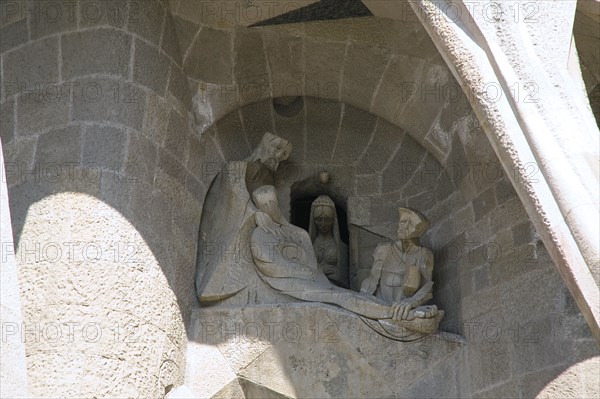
{"left": 311, "top": 196, "right": 335, "bottom": 235}
{"left": 249, "top": 132, "right": 292, "bottom": 172}
{"left": 397, "top": 208, "right": 429, "bottom": 239}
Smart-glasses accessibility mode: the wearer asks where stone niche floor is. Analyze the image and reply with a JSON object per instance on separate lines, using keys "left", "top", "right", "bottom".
{"left": 179, "top": 303, "right": 464, "bottom": 399}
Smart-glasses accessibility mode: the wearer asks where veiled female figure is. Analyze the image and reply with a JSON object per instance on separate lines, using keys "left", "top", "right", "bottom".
{"left": 308, "top": 196, "right": 348, "bottom": 287}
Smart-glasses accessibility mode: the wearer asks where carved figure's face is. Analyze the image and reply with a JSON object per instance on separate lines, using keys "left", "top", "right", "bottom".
{"left": 314, "top": 205, "right": 335, "bottom": 235}
{"left": 262, "top": 138, "right": 292, "bottom": 172}
{"left": 397, "top": 212, "right": 418, "bottom": 239}
{"left": 253, "top": 188, "right": 281, "bottom": 220}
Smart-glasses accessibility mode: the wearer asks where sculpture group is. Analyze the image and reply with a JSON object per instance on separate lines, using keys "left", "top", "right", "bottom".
{"left": 195, "top": 133, "right": 443, "bottom": 340}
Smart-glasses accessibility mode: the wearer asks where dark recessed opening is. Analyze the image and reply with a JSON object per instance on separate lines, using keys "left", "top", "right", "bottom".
{"left": 273, "top": 96, "right": 304, "bottom": 118}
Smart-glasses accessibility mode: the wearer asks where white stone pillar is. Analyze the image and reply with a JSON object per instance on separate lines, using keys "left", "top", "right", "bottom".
{"left": 0, "top": 139, "right": 29, "bottom": 398}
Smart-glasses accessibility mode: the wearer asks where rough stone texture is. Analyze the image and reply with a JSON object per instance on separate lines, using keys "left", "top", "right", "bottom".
{"left": 0, "top": 18, "right": 28, "bottom": 54}
{"left": 189, "top": 305, "right": 463, "bottom": 398}
{"left": 71, "top": 77, "right": 146, "bottom": 130}
{"left": 61, "top": 28, "right": 132, "bottom": 80}
{"left": 341, "top": 43, "right": 390, "bottom": 109}
{"left": 184, "top": 27, "right": 232, "bottom": 84}
{"left": 15, "top": 86, "right": 70, "bottom": 136}
{"left": 0, "top": 141, "right": 29, "bottom": 398}
{"left": 82, "top": 125, "right": 127, "bottom": 171}
{"left": 3, "top": 1, "right": 599, "bottom": 398}
{"left": 133, "top": 39, "right": 171, "bottom": 96}
{"left": 3, "top": 37, "right": 60, "bottom": 88}
{"left": 127, "top": 0, "right": 165, "bottom": 45}
{"left": 78, "top": 0, "right": 129, "bottom": 29}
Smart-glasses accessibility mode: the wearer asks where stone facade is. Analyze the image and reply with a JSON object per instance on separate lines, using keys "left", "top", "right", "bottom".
{"left": 0, "top": 1, "right": 598, "bottom": 398}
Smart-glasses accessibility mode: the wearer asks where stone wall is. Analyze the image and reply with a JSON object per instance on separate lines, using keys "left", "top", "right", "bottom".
{"left": 0, "top": 0, "right": 198, "bottom": 396}
{"left": 1, "top": 0, "right": 597, "bottom": 397}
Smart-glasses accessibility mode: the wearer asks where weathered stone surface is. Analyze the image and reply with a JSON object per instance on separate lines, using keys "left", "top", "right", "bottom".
{"left": 0, "top": 19, "right": 28, "bottom": 54}
{"left": 471, "top": 187, "right": 496, "bottom": 222}
{"left": 126, "top": 130, "right": 158, "bottom": 185}
{"left": 185, "top": 26, "right": 232, "bottom": 84}
{"left": 382, "top": 135, "right": 426, "bottom": 193}
{"left": 189, "top": 304, "right": 462, "bottom": 398}
{"left": 15, "top": 85, "right": 70, "bottom": 136}
{"left": 72, "top": 77, "right": 146, "bottom": 130}
{"left": 172, "top": 16, "right": 198, "bottom": 58}
{"left": 215, "top": 109, "right": 250, "bottom": 161}
{"left": 133, "top": 39, "right": 170, "bottom": 96}
{"left": 167, "top": 63, "right": 193, "bottom": 110}
{"left": 263, "top": 32, "right": 303, "bottom": 98}
{"left": 3, "top": 37, "right": 59, "bottom": 87}
{"left": 304, "top": 38, "right": 344, "bottom": 99}
{"left": 341, "top": 43, "right": 389, "bottom": 109}
{"left": 164, "top": 110, "right": 190, "bottom": 161}
{"left": 29, "top": 0, "right": 77, "bottom": 39}
{"left": 358, "top": 119, "right": 403, "bottom": 174}
{"left": 161, "top": 13, "right": 183, "bottom": 65}
{"left": 82, "top": 125, "right": 126, "bottom": 171}
{"left": 332, "top": 105, "right": 377, "bottom": 164}
{"left": 234, "top": 27, "right": 269, "bottom": 101}
{"left": 371, "top": 54, "right": 424, "bottom": 122}
{"left": 304, "top": 98, "right": 341, "bottom": 162}
{"left": 127, "top": 0, "right": 165, "bottom": 45}
{"left": 78, "top": 0, "right": 129, "bottom": 28}
{"left": 0, "top": 99, "right": 15, "bottom": 143}
{"left": 62, "top": 29, "right": 131, "bottom": 80}
{"left": 36, "top": 125, "right": 81, "bottom": 165}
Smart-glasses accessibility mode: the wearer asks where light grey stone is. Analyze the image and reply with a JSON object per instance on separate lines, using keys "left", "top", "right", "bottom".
{"left": 304, "top": 98, "right": 341, "bottom": 163}
{"left": 167, "top": 63, "right": 192, "bottom": 111}
{"left": 234, "top": 27, "right": 269, "bottom": 103}
{"left": 215, "top": 109, "right": 249, "bottom": 161}
{"left": 331, "top": 105, "right": 377, "bottom": 164}
{"left": 79, "top": 0, "right": 129, "bottom": 28}
{"left": 160, "top": 13, "right": 183, "bottom": 65}
{"left": 36, "top": 124, "right": 81, "bottom": 165}
{"left": 125, "top": 130, "right": 157, "bottom": 185}
{"left": 0, "top": 99, "right": 14, "bottom": 143}
{"left": 72, "top": 77, "right": 146, "bottom": 130}
{"left": 133, "top": 39, "right": 170, "bottom": 96}
{"left": 341, "top": 43, "right": 390, "bottom": 108}
{"left": 16, "top": 87, "right": 70, "bottom": 136}
{"left": 29, "top": 0, "right": 77, "bottom": 40}
{"left": 472, "top": 187, "right": 497, "bottom": 222}
{"left": 142, "top": 94, "right": 170, "bottom": 143}
{"left": 356, "top": 174, "right": 379, "bottom": 196}
{"left": 164, "top": 110, "right": 190, "bottom": 161}
{"left": 3, "top": 36, "right": 59, "bottom": 88}
{"left": 127, "top": 0, "right": 165, "bottom": 45}
{"left": 61, "top": 28, "right": 131, "bottom": 80}
{"left": 184, "top": 26, "right": 232, "bottom": 84}
{"left": 263, "top": 32, "right": 303, "bottom": 98}
{"left": 0, "top": 19, "right": 28, "bottom": 54}
{"left": 239, "top": 100, "right": 274, "bottom": 149}
{"left": 371, "top": 54, "right": 424, "bottom": 122}
{"left": 171, "top": 15, "right": 197, "bottom": 59}
{"left": 382, "top": 134, "right": 426, "bottom": 193}
{"left": 304, "top": 38, "right": 343, "bottom": 100}
{"left": 157, "top": 150, "right": 186, "bottom": 186}
{"left": 82, "top": 125, "right": 126, "bottom": 171}
{"left": 358, "top": 119, "right": 403, "bottom": 174}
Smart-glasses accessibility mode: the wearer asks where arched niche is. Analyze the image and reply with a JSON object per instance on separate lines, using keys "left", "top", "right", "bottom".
{"left": 199, "top": 96, "right": 454, "bottom": 292}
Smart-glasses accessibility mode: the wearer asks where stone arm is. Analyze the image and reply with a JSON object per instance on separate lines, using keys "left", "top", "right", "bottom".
{"left": 409, "top": 249, "right": 435, "bottom": 307}
{"left": 360, "top": 244, "right": 388, "bottom": 295}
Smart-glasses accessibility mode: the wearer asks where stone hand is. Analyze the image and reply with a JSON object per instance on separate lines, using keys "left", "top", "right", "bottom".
{"left": 391, "top": 298, "right": 415, "bottom": 321}
{"left": 360, "top": 277, "right": 376, "bottom": 295}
